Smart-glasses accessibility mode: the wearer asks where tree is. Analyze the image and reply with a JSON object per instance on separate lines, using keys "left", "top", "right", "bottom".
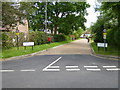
{"left": 29, "top": 2, "right": 90, "bottom": 35}
{"left": 2, "top": 2, "right": 21, "bottom": 28}
{"left": 2, "top": 2, "right": 34, "bottom": 29}
{"left": 100, "top": 2, "right": 120, "bottom": 27}
{"left": 91, "top": 1, "right": 120, "bottom": 48}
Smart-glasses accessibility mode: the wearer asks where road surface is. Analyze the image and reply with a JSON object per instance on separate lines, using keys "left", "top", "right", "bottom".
{"left": 1, "top": 39, "right": 119, "bottom": 89}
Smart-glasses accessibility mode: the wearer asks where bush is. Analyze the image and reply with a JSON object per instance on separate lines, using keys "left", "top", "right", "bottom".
{"left": 2, "top": 32, "right": 12, "bottom": 49}
{"left": 2, "top": 32, "right": 26, "bottom": 49}
{"left": 65, "top": 35, "right": 72, "bottom": 41}
{"left": 114, "top": 27, "right": 120, "bottom": 49}
{"left": 29, "top": 31, "right": 48, "bottom": 45}
{"left": 93, "top": 30, "right": 104, "bottom": 43}
{"left": 53, "top": 34, "right": 65, "bottom": 42}
{"left": 53, "top": 34, "right": 71, "bottom": 42}
{"left": 107, "top": 27, "right": 120, "bottom": 50}
{"left": 2, "top": 31, "right": 72, "bottom": 50}
{"left": 107, "top": 29, "right": 115, "bottom": 46}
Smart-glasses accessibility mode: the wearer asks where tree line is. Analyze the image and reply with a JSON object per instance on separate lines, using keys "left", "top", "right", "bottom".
{"left": 90, "top": 2, "right": 120, "bottom": 50}
{"left": 2, "top": 2, "right": 90, "bottom": 35}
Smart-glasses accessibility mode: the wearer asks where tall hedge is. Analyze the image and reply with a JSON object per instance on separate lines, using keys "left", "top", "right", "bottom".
{"left": 2, "top": 31, "right": 72, "bottom": 49}
{"left": 29, "top": 31, "right": 48, "bottom": 45}
{"left": 53, "top": 34, "right": 71, "bottom": 42}
{"left": 2, "top": 31, "right": 48, "bottom": 49}
{"left": 107, "top": 27, "right": 120, "bottom": 50}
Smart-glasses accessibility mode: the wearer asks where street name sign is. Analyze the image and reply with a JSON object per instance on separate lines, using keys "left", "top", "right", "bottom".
{"left": 23, "top": 42, "right": 34, "bottom": 46}
{"left": 97, "top": 43, "right": 108, "bottom": 47}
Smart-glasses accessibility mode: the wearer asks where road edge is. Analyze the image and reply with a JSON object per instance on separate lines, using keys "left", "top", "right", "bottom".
{"left": 89, "top": 42, "right": 120, "bottom": 60}
{"left": 1, "top": 42, "right": 70, "bottom": 61}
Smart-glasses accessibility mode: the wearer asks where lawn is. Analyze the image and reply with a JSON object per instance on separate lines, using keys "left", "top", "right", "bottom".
{"left": 91, "top": 42, "right": 120, "bottom": 56}
{"left": 2, "top": 40, "right": 73, "bottom": 58}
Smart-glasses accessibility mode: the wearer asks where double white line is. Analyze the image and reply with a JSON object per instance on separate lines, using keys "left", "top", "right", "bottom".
{"left": 84, "top": 66, "right": 101, "bottom": 71}
{"left": 103, "top": 66, "right": 120, "bottom": 71}
{"left": 66, "top": 66, "right": 80, "bottom": 71}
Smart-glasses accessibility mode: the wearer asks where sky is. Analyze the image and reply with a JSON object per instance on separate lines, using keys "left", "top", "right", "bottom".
{"left": 85, "top": 0, "right": 100, "bottom": 28}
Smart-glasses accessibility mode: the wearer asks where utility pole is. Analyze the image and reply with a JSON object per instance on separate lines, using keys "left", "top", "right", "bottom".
{"left": 45, "top": 1, "right": 47, "bottom": 31}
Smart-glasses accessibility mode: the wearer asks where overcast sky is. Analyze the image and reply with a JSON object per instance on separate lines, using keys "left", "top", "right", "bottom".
{"left": 85, "top": 0, "right": 100, "bottom": 28}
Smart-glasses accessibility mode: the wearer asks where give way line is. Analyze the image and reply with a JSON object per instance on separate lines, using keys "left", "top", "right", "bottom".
{"left": 42, "top": 57, "right": 62, "bottom": 71}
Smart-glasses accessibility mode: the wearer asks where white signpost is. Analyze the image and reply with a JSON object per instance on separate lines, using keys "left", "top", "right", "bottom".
{"left": 23, "top": 42, "right": 34, "bottom": 50}
{"left": 97, "top": 43, "right": 108, "bottom": 47}
{"left": 23, "top": 42, "right": 34, "bottom": 46}
{"left": 97, "top": 43, "right": 108, "bottom": 52}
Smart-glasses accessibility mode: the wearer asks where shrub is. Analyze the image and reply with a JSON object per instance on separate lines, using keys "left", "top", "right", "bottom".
{"left": 29, "top": 31, "right": 48, "bottom": 45}
{"left": 2, "top": 32, "right": 26, "bottom": 49}
{"left": 114, "top": 27, "right": 120, "bottom": 49}
{"left": 2, "top": 32, "right": 12, "bottom": 49}
{"left": 53, "top": 34, "right": 66, "bottom": 42}
{"left": 107, "top": 29, "right": 115, "bottom": 46}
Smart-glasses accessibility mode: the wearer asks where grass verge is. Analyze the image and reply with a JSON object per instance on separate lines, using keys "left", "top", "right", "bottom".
{"left": 91, "top": 42, "right": 120, "bottom": 56}
{"left": 2, "top": 40, "right": 73, "bottom": 58}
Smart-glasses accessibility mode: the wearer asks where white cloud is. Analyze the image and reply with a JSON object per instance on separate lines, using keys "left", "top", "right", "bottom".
{"left": 85, "top": 0, "right": 100, "bottom": 28}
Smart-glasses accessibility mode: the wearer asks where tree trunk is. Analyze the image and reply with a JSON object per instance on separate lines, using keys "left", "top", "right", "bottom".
{"left": 54, "top": 25, "right": 57, "bottom": 35}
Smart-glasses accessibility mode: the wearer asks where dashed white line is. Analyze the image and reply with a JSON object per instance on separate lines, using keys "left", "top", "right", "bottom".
{"left": 66, "top": 66, "right": 79, "bottom": 68}
{"left": 103, "top": 66, "right": 117, "bottom": 68}
{"left": 86, "top": 69, "right": 101, "bottom": 71}
{"left": 20, "top": 70, "right": 36, "bottom": 72}
{"left": 84, "top": 66, "right": 98, "bottom": 68}
{"left": 0, "top": 70, "right": 15, "bottom": 72}
{"left": 66, "top": 69, "right": 80, "bottom": 71}
{"left": 106, "top": 68, "right": 120, "bottom": 71}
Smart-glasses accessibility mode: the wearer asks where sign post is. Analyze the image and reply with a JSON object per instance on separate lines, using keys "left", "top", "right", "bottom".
{"left": 97, "top": 43, "right": 108, "bottom": 52}
{"left": 103, "top": 29, "right": 107, "bottom": 52}
{"left": 16, "top": 28, "right": 19, "bottom": 50}
{"left": 23, "top": 42, "right": 34, "bottom": 50}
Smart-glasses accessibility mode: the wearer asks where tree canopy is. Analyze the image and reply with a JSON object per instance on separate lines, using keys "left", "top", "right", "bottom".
{"left": 2, "top": 2, "right": 89, "bottom": 35}
{"left": 91, "top": 1, "right": 120, "bottom": 48}
{"left": 29, "top": 2, "right": 90, "bottom": 35}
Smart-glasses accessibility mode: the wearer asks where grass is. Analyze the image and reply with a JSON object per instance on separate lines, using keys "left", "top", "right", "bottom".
{"left": 91, "top": 42, "right": 120, "bottom": 56}
{"left": 2, "top": 40, "right": 73, "bottom": 58}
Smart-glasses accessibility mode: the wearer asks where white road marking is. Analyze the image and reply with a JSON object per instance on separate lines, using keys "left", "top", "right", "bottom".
{"left": 66, "top": 66, "right": 79, "bottom": 68}
{"left": 103, "top": 66, "right": 117, "bottom": 68}
{"left": 86, "top": 69, "right": 101, "bottom": 71}
{"left": 106, "top": 68, "right": 120, "bottom": 71}
{"left": 42, "top": 57, "right": 62, "bottom": 71}
{"left": 84, "top": 66, "right": 98, "bottom": 68}
{"left": 0, "top": 70, "right": 15, "bottom": 72}
{"left": 20, "top": 70, "right": 36, "bottom": 72}
{"left": 49, "top": 66, "right": 60, "bottom": 68}
{"left": 66, "top": 69, "right": 80, "bottom": 71}
{"left": 43, "top": 69, "right": 60, "bottom": 71}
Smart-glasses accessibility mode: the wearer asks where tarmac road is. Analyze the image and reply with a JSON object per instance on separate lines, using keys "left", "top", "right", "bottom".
{"left": 1, "top": 39, "right": 119, "bottom": 89}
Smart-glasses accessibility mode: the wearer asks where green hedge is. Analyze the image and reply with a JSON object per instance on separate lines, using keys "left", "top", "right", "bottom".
{"left": 107, "top": 27, "right": 120, "bottom": 50}
{"left": 2, "top": 32, "right": 26, "bottom": 49}
{"left": 2, "top": 31, "right": 72, "bottom": 49}
{"left": 29, "top": 31, "right": 48, "bottom": 45}
{"left": 53, "top": 34, "right": 71, "bottom": 42}
{"left": 2, "top": 31, "right": 48, "bottom": 49}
